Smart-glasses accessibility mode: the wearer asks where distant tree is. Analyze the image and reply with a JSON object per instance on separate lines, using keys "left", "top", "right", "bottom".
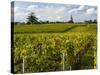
{"left": 84, "top": 19, "right": 96, "bottom": 24}
{"left": 14, "top": 22, "right": 19, "bottom": 25}
{"left": 27, "top": 12, "right": 38, "bottom": 24}
{"left": 89, "top": 19, "right": 92, "bottom": 23}
{"left": 93, "top": 19, "right": 97, "bottom": 23}
{"left": 46, "top": 21, "right": 49, "bottom": 23}
{"left": 56, "top": 21, "right": 61, "bottom": 23}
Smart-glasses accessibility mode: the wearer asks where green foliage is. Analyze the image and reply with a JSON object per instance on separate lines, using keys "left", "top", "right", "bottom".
{"left": 14, "top": 32, "right": 97, "bottom": 73}
{"left": 13, "top": 23, "right": 97, "bottom": 73}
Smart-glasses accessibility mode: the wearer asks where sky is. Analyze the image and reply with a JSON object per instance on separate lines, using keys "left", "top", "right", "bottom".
{"left": 11, "top": 1, "right": 97, "bottom": 22}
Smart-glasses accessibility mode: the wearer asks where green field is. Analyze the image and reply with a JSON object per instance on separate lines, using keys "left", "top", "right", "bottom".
{"left": 13, "top": 23, "right": 97, "bottom": 73}
{"left": 14, "top": 23, "right": 96, "bottom": 33}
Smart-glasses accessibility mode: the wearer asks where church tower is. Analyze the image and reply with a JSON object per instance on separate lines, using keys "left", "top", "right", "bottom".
{"left": 71, "top": 15, "right": 73, "bottom": 22}
{"left": 68, "top": 15, "right": 74, "bottom": 23}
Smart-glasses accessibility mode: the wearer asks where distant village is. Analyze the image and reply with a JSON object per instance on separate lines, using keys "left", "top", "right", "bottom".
{"left": 67, "top": 15, "right": 97, "bottom": 24}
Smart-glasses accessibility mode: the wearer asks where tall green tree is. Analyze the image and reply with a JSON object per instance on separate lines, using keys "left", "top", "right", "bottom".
{"left": 27, "top": 12, "right": 38, "bottom": 24}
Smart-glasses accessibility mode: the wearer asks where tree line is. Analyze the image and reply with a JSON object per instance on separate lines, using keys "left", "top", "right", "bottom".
{"left": 14, "top": 12, "right": 97, "bottom": 25}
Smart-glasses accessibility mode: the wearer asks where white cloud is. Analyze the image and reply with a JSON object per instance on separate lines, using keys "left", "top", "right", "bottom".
{"left": 27, "top": 5, "right": 38, "bottom": 11}
{"left": 14, "top": 12, "right": 28, "bottom": 22}
{"left": 14, "top": 8, "right": 29, "bottom": 22}
{"left": 68, "top": 5, "right": 85, "bottom": 14}
{"left": 37, "top": 15, "right": 41, "bottom": 18}
{"left": 57, "top": 16, "right": 61, "bottom": 20}
{"left": 26, "top": 5, "right": 67, "bottom": 22}
{"left": 68, "top": 8, "right": 78, "bottom": 14}
{"left": 14, "top": 6, "right": 27, "bottom": 13}
{"left": 56, "top": 7, "right": 66, "bottom": 13}
{"left": 77, "top": 5, "right": 85, "bottom": 10}
{"left": 47, "top": 16, "right": 53, "bottom": 20}
{"left": 14, "top": 7, "right": 19, "bottom": 12}
{"left": 86, "top": 8, "right": 97, "bottom": 14}
{"left": 14, "top": 2, "right": 97, "bottom": 22}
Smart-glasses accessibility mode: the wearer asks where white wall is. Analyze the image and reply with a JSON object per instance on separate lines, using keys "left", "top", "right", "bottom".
{"left": 0, "top": 0, "right": 99, "bottom": 75}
